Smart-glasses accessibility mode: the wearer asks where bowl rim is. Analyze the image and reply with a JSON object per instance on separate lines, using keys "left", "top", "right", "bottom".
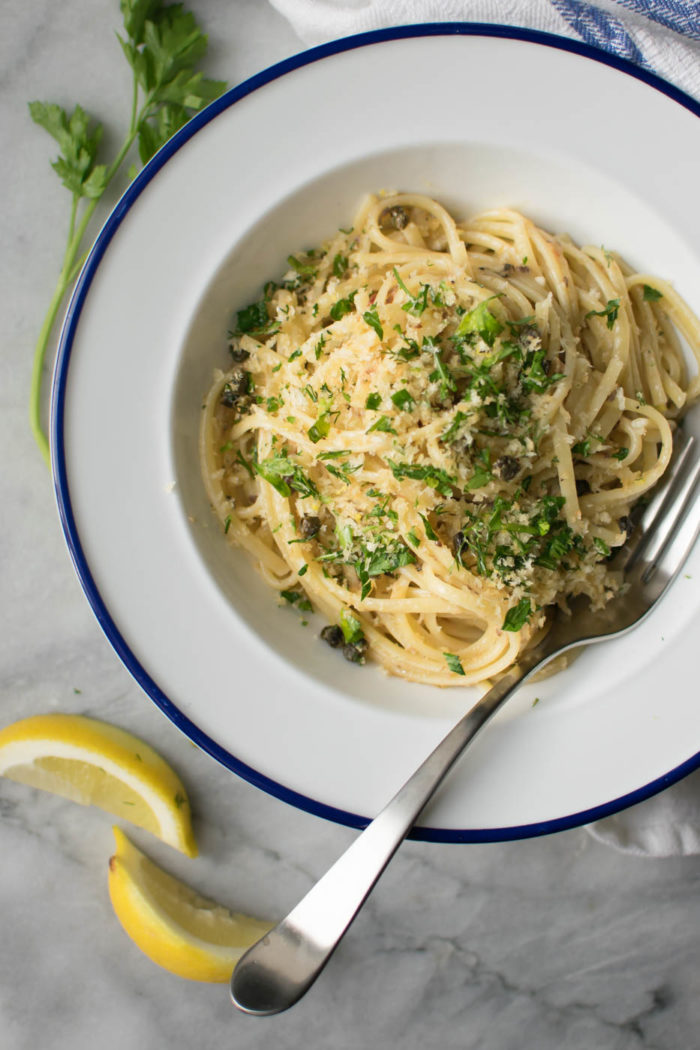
{"left": 51, "top": 21, "right": 700, "bottom": 842}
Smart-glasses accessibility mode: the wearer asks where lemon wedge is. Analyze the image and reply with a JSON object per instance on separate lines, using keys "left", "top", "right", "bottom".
{"left": 0, "top": 714, "right": 197, "bottom": 856}
{"left": 108, "top": 827, "right": 273, "bottom": 981}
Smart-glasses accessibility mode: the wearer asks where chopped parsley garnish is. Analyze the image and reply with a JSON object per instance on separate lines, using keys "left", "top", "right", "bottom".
{"left": 393, "top": 267, "right": 431, "bottom": 316}
{"left": 339, "top": 608, "right": 364, "bottom": 645}
{"left": 353, "top": 540, "right": 416, "bottom": 599}
{"left": 287, "top": 254, "right": 317, "bottom": 279}
{"left": 465, "top": 448, "right": 492, "bottom": 490}
{"left": 235, "top": 298, "right": 278, "bottom": 337}
{"left": 365, "top": 391, "right": 382, "bottom": 410}
{"left": 612, "top": 447, "right": 629, "bottom": 461}
{"left": 502, "top": 598, "right": 531, "bottom": 632}
{"left": 586, "top": 298, "right": 620, "bottom": 330}
{"left": 332, "top": 253, "right": 348, "bottom": 278}
{"left": 366, "top": 415, "right": 397, "bottom": 435}
{"left": 444, "top": 652, "right": 465, "bottom": 675}
{"left": 441, "top": 411, "right": 470, "bottom": 444}
{"left": 426, "top": 340, "right": 457, "bottom": 400}
{"left": 419, "top": 513, "right": 438, "bottom": 541}
{"left": 455, "top": 297, "right": 503, "bottom": 346}
{"left": 254, "top": 449, "right": 318, "bottom": 499}
{"left": 593, "top": 537, "right": 611, "bottom": 557}
{"left": 314, "top": 334, "right": 327, "bottom": 359}
{"left": 391, "top": 388, "right": 415, "bottom": 412}
{"left": 307, "top": 411, "right": 331, "bottom": 443}
{"left": 389, "top": 461, "right": 456, "bottom": 498}
{"left": 330, "top": 291, "right": 357, "bottom": 321}
{"left": 642, "top": 285, "right": 662, "bottom": 302}
{"left": 363, "top": 307, "right": 383, "bottom": 340}
{"left": 235, "top": 449, "right": 254, "bottom": 477}
{"left": 280, "top": 588, "right": 313, "bottom": 612}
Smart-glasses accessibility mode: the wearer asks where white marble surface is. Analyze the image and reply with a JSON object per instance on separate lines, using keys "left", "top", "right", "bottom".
{"left": 2, "top": 2, "right": 700, "bottom": 1047}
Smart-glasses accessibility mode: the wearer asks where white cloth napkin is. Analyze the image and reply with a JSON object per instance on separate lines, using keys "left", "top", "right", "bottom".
{"left": 267, "top": 0, "right": 700, "bottom": 856}
{"left": 269, "top": 0, "right": 700, "bottom": 101}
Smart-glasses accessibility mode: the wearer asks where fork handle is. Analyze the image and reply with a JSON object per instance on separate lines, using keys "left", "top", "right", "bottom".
{"left": 231, "top": 656, "right": 540, "bottom": 1016}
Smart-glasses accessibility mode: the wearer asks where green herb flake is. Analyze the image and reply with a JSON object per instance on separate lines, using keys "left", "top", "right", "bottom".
{"left": 419, "top": 513, "right": 438, "bottom": 541}
{"left": 308, "top": 412, "right": 331, "bottom": 444}
{"left": 389, "top": 462, "right": 456, "bottom": 498}
{"left": 363, "top": 307, "right": 384, "bottom": 340}
{"left": 586, "top": 298, "right": 620, "bottom": 330}
{"left": 339, "top": 608, "right": 364, "bottom": 645}
{"left": 642, "top": 284, "right": 663, "bottom": 302}
{"left": 366, "top": 415, "right": 397, "bottom": 435}
{"left": 365, "top": 391, "right": 382, "bottom": 410}
{"left": 593, "top": 537, "right": 611, "bottom": 557}
{"left": 330, "top": 291, "right": 357, "bottom": 321}
{"left": 333, "top": 253, "right": 348, "bottom": 278}
{"left": 287, "top": 254, "right": 317, "bottom": 278}
{"left": 455, "top": 297, "right": 503, "bottom": 346}
{"left": 502, "top": 598, "right": 532, "bottom": 632}
{"left": 444, "top": 652, "right": 465, "bottom": 676}
{"left": 391, "top": 389, "right": 415, "bottom": 412}
{"left": 612, "top": 447, "right": 629, "bottom": 461}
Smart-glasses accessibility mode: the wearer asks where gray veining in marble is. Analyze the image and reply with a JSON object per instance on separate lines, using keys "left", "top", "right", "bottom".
{"left": 2, "top": 2, "right": 700, "bottom": 1048}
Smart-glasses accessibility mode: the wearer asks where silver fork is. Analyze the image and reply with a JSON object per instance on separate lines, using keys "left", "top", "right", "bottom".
{"left": 231, "top": 430, "right": 700, "bottom": 1016}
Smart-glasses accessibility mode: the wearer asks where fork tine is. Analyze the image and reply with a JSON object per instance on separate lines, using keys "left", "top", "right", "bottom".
{"left": 622, "top": 431, "right": 696, "bottom": 572}
{"left": 636, "top": 435, "right": 699, "bottom": 571}
{"left": 639, "top": 429, "right": 694, "bottom": 535}
{"left": 641, "top": 451, "right": 700, "bottom": 587}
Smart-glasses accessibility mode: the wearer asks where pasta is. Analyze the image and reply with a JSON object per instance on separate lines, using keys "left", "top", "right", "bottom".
{"left": 200, "top": 193, "right": 700, "bottom": 687}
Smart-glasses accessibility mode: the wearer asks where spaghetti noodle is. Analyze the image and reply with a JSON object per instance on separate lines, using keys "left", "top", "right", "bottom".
{"left": 200, "top": 193, "right": 700, "bottom": 686}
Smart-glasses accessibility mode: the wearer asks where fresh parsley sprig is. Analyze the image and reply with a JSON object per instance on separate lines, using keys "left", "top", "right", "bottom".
{"left": 28, "top": 0, "right": 227, "bottom": 464}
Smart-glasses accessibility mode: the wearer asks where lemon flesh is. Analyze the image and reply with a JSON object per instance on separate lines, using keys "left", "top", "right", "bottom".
{"left": 0, "top": 714, "right": 196, "bottom": 856}
{"left": 108, "top": 827, "right": 273, "bottom": 981}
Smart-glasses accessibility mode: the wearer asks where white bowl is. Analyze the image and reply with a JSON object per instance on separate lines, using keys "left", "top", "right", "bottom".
{"left": 52, "top": 25, "right": 700, "bottom": 840}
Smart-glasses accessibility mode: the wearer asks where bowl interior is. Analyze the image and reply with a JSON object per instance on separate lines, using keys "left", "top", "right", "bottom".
{"left": 169, "top": 140, "right": 700, "bottom": 719}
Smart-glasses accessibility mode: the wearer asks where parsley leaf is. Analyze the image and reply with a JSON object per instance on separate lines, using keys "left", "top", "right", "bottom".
{"left": 29, "top": 1, "right": 227, "bottom": 464}
{"left": 389, "top": 462, "right": 456, "bottom": 497}
{"left": 586, "top": 298, "right": 620, "bottom": 330}
{"left": 393, "top": 268, "right": 431, "bottom": 316}
{"left": 254, "top": 449, "right": 318, "bottom": 499}
{"left": 419, "top": 513, "right": 438, "bottom": 541}
{"left": 234, "top": 298, "right": 277, "bottom": 336}
{"left": 308, "top": 412, "right": 331, "bottom": 443}
{"left": 391, "top": 389, "right": 415, "bottom": 412}
{"left": 28, "top": 103, "right": 106, "bottom": 199}
{"left": 455, "top": 297, "right": 503, "bottom": 346}
{"left": 465, "top": 448, "right": 492, "bottom": 490}
{"left": 330, "top": 291, "right": 357, "bottom": 321}
{"left": 363, "top": 307, "right": 384, "bottom": 340}
{"left": 366, "top": 415, "right": 397, "bottom": 435}
{"left": 502, "top": 598, "right": 531, "bottom": 632}
{"left": 333, "top": 253, "right": 348, "bottom": 277}
{"left": 339, "top": 609, "right": 364, "bottom": 645}
{"left": 444, "top": 652, "right": 465, "bottom": 675}
{"left": 642, "top": 285, "right": 662, "bottom": 302}
{"left": 287, "top": 254, "right": 317, "bottom": 278}
{"left": 365, "top": 392, "right": 382, "bottom": 410}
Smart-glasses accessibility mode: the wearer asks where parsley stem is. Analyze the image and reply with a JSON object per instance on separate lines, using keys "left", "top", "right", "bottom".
{"left": 28, "top": 77, "right": 145, "bottom": 465}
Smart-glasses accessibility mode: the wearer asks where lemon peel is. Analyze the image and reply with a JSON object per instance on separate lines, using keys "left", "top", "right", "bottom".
{"left": 0, "top": 714, "right": 196, "bottom": 856}
{"left": 108, "top": 827, "right": 273, "bottom": 981}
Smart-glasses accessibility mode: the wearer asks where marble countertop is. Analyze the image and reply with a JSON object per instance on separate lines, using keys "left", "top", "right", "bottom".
{"left": 2, "top": 2, "right": 700, "bottom": 1047}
